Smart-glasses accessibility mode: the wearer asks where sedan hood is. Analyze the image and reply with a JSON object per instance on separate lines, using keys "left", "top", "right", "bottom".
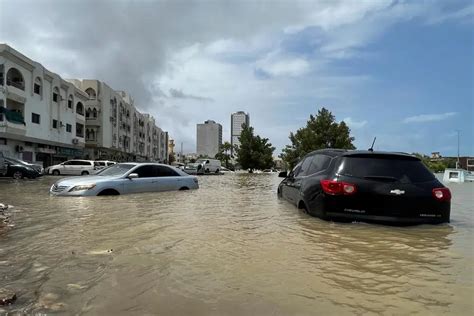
{"left": 55, "top": 175, "right": 121, "bottom": 186}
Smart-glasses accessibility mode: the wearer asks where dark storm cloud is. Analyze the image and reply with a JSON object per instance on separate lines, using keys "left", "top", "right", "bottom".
{"left": 168, "top": 88, "right": 213, "bottom": 102}
{"left": 0, "top": 0, "right": 306, "bottom": 111}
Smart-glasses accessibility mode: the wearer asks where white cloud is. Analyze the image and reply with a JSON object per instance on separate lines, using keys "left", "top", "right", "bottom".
{"left": 427, "top": 4, "right": 474, "bottom": 25}
{"left": 343, "top": 117, "right": 368, "bottom": 129}
{"left": 403, "top": 112, "right": 458, "bottom": 124}
{"left": 256, "top": 56, "right": 310, "bottom": 77}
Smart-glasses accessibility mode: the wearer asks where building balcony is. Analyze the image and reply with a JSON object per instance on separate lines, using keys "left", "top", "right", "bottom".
{"left": 0, "top": 107, "right": 26, "bottom": 135}
{"left": 6, "top": 82, "right": 26, "bottom": 101}
{"left": 86, "top": 117, "right": 101, "bottom": 126}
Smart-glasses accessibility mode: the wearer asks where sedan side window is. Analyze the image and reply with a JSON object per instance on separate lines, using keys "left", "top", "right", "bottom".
{"left": 134, "top": 165, "right": 155, "bottom": 178}
{"left": 154, "top": 166, "right": 180, "bottom": 177}
{"left": 63, "top": 161, "right": 72, "bottom": 165}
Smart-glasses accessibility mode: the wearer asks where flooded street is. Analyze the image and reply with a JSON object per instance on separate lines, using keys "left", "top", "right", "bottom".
{"left": 0, "top": 174, "right": 473, "bottom": 315}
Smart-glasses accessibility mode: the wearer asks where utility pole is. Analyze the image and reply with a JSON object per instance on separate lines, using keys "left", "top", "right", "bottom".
{"left": 181, "top": 142, "right": 184, "bottom": 163}
{"left": 456, "top": 130, "right": 460, "bottom": 169}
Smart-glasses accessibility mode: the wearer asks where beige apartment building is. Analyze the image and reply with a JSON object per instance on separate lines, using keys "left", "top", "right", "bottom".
{"left": 0, "top": 44, "right": 88, "bottom": 167}
{"left": 0, "top": 44, "right": 169, "bottom": 166}
{"left": 68, "top": 79, "right": 169, "bottom": 162}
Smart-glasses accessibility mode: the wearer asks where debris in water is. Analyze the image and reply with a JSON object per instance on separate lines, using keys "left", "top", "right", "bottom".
{"left": 0, "top": 288, "right": 17, "bottom": 305}
{"left": 0, "top": 204, "right": 11, "bottom": 225}
{"left": 67, "top": 283, "right": 87, "bottom": 290}
{"left": 86, "top": 249, "right": 113, "bottom": 255}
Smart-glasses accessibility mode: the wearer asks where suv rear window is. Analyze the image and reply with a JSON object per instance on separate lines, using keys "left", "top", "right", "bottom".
{"left": 338, "top": 156, "right": 435, "bottom": 183}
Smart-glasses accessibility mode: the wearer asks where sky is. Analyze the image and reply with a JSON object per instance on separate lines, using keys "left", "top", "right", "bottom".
{"left": 1, "top": 0, "right": 472, "bottom": 156}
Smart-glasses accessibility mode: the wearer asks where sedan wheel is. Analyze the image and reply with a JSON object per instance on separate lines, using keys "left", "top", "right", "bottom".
{"left": 52, "top": 170, "right": 60, "bottom": 176}
{"left": 12, "top": 171, "right": 23, "bottom": 179}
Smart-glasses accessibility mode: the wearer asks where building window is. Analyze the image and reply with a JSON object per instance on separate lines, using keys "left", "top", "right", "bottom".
{"left": 66, "top": 124, "right": 72, "bottom": 133}
{"left": 0, "top": 65, "right": 4, "bottom": 85}
{"left": 85, "top": 88, "right": 96, "bottom": 100}
{"left": 6, "top": 68, "right": 25, "bottom": 90}
{"left": 76, "top": 102, "right": 84, "bottom": 115}
{"left": 53, "top": 87, "right": 59, "bottom": 102}
{"left": 68, "top": 95, "right": 73, "bottom": 109}
{"left": 93, "top": 108, "right": 97, "bottom": 118}
{"left": 34, "top": 77, "right": 42, "bottom": 95}
{"left": 31, "top": 113, "right": 40, "bottom": 124}
{"left": 76, "top": 123, "right": 84, "bottom": 137}
{"left": 53, "top": 119, "right": 58, "bottom": 129}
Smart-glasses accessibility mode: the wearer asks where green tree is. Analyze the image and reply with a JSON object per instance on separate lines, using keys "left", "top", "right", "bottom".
{"left": 412, "top": 153, "right": 448, "bottom": 173}
{"left": 236, "top": 124, "right": 275, "bottom": 170}
{"left": 215, "top": 141, "right": 235, "bottom": 168}
{"left": 280, "top": 107, "right": 356, "bottom": 169}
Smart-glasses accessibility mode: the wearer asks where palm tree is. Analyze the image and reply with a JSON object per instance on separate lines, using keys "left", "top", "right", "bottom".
{"left": 215, "top": 141, "right": 235, "bottom": 168}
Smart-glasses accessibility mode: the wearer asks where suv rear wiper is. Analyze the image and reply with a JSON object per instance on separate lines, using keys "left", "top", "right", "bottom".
{"left": 363, "top": 175, "right": 398, "bottom": 182}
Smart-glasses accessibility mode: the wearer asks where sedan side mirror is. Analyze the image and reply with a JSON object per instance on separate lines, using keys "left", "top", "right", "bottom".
{"left": 128, "top": 173, "right": 139, "bottom": 179}
{"left": 278, "top": 171, "right": 287, "bottom": 178}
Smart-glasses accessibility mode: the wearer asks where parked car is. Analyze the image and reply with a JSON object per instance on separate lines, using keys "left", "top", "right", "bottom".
{"left": 195, "top": 158, "right": 221, "bottom": 173}
{"left": 46, "top": 160, "right": 95, "bottom": 176}
{"left": 183, "top": 163, "right": 202, "bottom": 175}
{"left": 277, "top": 149, "right": 451, "bottom": 225}
{"left": 50, "top": 162, "right": 199, "bottom": 196}
{"left": 220, "top": 166, "right": 235, "bottom": 174}
{"left": 94, "top": 160, "right": 116, "bottom": 172}
{"left": 0, "top": 157, "right": 43, "bottom": 179}
{"left": 3, "top": 156, "right": 44, "bottom": 175}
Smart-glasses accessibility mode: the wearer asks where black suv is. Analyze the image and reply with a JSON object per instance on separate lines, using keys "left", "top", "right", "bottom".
{"left": 278, "top": 149, "right": 451, "bottom": 225}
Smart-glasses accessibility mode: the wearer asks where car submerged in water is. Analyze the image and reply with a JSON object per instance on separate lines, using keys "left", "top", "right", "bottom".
{"left": 0, "top": 156, "right": 43, "bottom": 179}
{"left": 278, "top": 149, "right": 451, "bottom": 225}
{"left": 50, "top": 162, "right": 199, "bottom": 196}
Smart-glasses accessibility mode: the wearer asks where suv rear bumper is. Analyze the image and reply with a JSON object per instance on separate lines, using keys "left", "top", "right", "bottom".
{"left": 325, "top": 211, "right": 449, "bottom": 225}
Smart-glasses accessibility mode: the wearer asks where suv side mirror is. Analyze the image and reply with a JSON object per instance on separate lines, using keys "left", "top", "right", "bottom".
{"left": 278, "top": 171, "right": 287, "bottom": 178}
{"left": 128, "top": 173, "right": 139, "bottom": 179}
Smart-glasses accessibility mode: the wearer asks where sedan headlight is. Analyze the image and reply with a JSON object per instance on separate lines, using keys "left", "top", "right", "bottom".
{"left": 69, "top": 184, "right": 96, "bottom": 192}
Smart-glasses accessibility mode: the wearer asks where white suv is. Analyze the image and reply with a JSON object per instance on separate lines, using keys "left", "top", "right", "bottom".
{"left": 47, "top": 160, "right": 95, "bottom": 176}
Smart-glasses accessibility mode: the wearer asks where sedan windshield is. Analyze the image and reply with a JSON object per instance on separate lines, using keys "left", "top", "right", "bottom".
{"left": 96, "top": 163, "right": 135, "bottom": 176}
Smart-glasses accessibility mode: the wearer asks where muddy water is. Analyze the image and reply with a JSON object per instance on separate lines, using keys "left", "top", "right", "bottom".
{"left": 0, "top": 174, "right": 473, "bottom": 315}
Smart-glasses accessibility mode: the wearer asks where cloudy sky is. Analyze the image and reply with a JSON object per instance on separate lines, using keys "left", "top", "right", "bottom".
{"left": 1, "top": 0, "right": 472, "bottom": 156}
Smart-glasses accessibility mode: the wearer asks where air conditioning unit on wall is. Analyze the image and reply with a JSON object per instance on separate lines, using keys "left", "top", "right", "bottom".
{"left": 72, "top": 138, "right": 79, "bottom": 145}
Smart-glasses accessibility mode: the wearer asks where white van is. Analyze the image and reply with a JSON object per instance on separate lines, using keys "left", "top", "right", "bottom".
{"left": 196, "top": 158, "right": 221, "bottom": 173}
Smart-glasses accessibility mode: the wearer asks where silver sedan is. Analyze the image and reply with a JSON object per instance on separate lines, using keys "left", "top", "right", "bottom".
{"left": 50, "top": 163, "right": 199, "bottom": 196}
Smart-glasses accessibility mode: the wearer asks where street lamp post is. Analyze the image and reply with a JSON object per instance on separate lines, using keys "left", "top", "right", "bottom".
{"left": 456, "top": 130, "right": 460, "bottom": 169}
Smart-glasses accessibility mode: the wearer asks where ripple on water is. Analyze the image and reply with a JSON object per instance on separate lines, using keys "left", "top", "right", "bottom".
{"left": 0, "top": 174, "right": 472, "bottom": 314}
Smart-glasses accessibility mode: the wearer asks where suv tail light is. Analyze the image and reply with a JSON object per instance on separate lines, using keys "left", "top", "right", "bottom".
{"left": 432, "top": 188, "right": 451, "bottom": 202}
{"left": 320, "top": 180, "right": 357, "bottom": 195}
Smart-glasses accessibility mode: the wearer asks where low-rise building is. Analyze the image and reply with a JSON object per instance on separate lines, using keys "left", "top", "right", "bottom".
{"left": 0, "top": 44, "right": 169, "bottom": 166}
{"left": 0, "top": 44, "right": 87, "bottom": 167}
{"left": 69, "top": 80, "right": 169, "bottom": 162}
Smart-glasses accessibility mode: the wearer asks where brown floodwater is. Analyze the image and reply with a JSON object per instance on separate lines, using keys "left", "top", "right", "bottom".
{"left": 0, "top": 174, "right": 473, "bottom": 315}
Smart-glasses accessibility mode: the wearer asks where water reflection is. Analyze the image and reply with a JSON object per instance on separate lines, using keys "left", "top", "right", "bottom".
{"left": 0, "top": 175, "right": 472, "bottom": 315}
